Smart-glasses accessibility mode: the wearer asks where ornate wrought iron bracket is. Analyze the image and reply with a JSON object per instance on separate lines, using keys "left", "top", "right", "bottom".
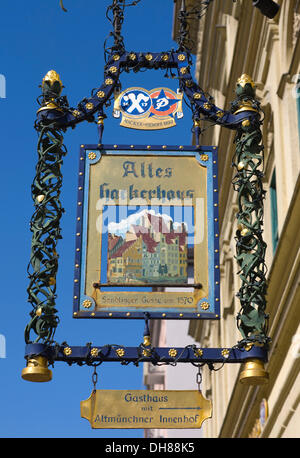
{"left": 23, "top": 1, "right": 270, "bottom": 385}
{"left": 36, "top": 50, "right": 256, "bottom": 132}
{"left": 232, "top": 75, "right": 269, "bottom": 350}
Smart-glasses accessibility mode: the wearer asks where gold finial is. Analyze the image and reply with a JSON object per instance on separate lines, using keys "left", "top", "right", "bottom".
{"left": 237, "top": 74, "right": 256, "bottom": 89}
{"left": 42, "top": 70, "right": 63, "bottom": 91}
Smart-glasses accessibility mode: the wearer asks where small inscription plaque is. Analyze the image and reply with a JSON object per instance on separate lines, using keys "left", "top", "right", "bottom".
{"left": 81, "top": 390, "right": 212, "bottom": 429}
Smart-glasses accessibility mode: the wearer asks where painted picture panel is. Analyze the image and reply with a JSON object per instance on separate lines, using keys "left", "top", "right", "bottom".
{"left": 73, "top": 145, "right": 220, "bottom": 319}
{"left": 105, "top": 207, "right": 190, "bottom": 285}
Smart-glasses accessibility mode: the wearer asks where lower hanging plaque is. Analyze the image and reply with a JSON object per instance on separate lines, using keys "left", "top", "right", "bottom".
{"left": 81, "top": 390, "right": 212, "bottom": 429}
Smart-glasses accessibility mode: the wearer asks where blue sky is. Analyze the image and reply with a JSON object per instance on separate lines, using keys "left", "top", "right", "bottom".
{"left": 0, "top": 0, "right": 200, "bottom": 438}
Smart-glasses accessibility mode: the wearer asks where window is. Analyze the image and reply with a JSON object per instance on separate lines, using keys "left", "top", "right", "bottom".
{"left": 270, "top": 170, "right": 279, "bottom": 252}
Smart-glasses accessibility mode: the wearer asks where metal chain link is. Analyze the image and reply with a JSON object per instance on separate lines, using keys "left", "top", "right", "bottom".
{"left": 92, "top": 365, "right": 98, "bottom": 392}
{"left": 196, "top": 365, "right": 202, "bottom": 392}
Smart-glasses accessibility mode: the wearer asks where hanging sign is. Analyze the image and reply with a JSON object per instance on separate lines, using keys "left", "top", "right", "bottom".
{"left": 113, "top": 87, "right": 183, "bottom": 130}
{"left": 73, "top": 145, "right": 220, "bottom": 320}
{"left": 81, "top": 390, "right": 212, "bottom": 429}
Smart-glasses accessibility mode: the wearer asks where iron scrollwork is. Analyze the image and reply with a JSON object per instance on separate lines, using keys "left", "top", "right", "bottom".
{"left": 232, "top": 75, "right": 269, "bottom": 348}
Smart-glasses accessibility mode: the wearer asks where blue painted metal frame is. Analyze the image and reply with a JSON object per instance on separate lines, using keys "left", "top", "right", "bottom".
{"left": 36, "top": 51, "right": 258, "bottom": 131}
{"left": 25, "top": 342, "right": 268, "bottom": 365}
{"left": 73, "top": 144, "right": 220, "bottom": 320}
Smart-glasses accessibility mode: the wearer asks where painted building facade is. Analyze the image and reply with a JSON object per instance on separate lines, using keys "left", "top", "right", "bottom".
{"left": 170, "top": 0, "right": 300, "bottom": 438}
{"left": 107, "top": 211, "right": 188, "bottom": 283}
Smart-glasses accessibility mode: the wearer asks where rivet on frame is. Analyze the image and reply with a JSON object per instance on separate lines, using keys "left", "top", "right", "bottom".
{"left": 116, "top": 348, "right": 125, "bottom": 357}
{"left": 63, "top": 347, "right": 72, "bottom": 356}
{"left": 82, "top": 299, "right": 92, "bottom": 309}
{"left": 168, "top": 349, "right": 177, "bottom": 358}
{"left": 201, "top": 302, "right": 210, "bottom": 310}
{"left": 180, "top": 67, "right": 188, "bottom": 74}
{"left": 200, "top": 154, "right": 209, "bottom": 161}
{"left": 221, "top": 349, "right": 230, "bottom": 358}
{"left": 90, "top": 348, "right": 99, "bottom": 357}
{"left": 88, "top": 152, "right": 97, "bottom": 160}
{"left": 194, "top": 348, "right": 203, "bottom": 357}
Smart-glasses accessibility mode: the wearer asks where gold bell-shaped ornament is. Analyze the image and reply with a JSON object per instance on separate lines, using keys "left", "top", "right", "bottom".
{"left": 239, "top": 358, "right": 269, "bottom": 385}
{"left": 21, "top": 356, "right": 52, "bottom": 383}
